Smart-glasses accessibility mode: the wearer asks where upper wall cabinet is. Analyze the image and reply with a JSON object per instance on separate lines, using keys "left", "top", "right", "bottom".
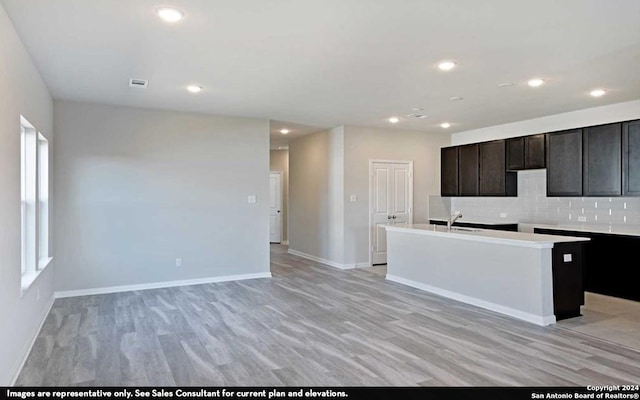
{"left": 623, "top": 120, "right": 640, "bottom": 196}
{"left": 506, "top": 137, "right": 524, "bottom": 170}
{"left": 441, "top": 118, "right": 638, "bottom": 198}
{"left": 583, "top": 123, "right": 622, "bottom": 197}
{"left": 507, "top": 134, "right": 545, "bottom": 170}
{"left": 546, "top": 129, "right": 583, "bottom": 197}
{"left": 458, "top": 144, "right": 479, "bottom": 196}
{"left": 525, "top": 134, "right": 546, "bottom": 169}
{"left": 441, "top": 147, "right": 459, "bottom": 196}
{"left": 479, "top": 140, "right": 517, "bottom": 196}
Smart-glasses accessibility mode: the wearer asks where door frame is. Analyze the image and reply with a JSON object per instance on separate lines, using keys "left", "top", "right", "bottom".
{"left": 368, "top": 159, "right": 414, "bottom": 266}
{"left": 269, "top": 171, "right": 283, "bottom": 243}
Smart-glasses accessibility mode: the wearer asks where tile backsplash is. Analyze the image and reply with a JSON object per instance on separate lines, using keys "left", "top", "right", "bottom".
{"left": 429, "top": 170, "right": 640, "bottom": 226}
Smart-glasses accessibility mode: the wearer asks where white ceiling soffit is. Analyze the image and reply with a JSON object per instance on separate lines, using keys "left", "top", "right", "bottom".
{"left": 2, "top": 0, "right": 639, "bottom": 133}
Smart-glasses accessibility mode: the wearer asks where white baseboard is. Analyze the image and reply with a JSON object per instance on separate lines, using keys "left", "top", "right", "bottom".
{"left": 54, "top": 272, "right": 273, "bottom": 299}
{"left": 10, "top": 295, "right": 55, "bottom": 386}
{"left": 287, "top": 249, "right": 356, "bottom": 270}
{"left": 386, "top": 274, "right": 556, "bottom": 326}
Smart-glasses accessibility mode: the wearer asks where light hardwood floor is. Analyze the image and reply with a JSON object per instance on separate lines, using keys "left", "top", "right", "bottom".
{"left": 16, "top": 244, "right": 640, "bottom": 386}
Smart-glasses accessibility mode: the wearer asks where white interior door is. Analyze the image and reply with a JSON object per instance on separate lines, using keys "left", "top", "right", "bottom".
{"left": 269, "top": 172, "right": 282, "bottom": 243}
{"left": 371, "top": 161, "right": 413, "bottom": 265}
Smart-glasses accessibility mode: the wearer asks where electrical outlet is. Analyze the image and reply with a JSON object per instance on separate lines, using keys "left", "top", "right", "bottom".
{"left": 578, "top": 216, "right": 587, "bottom": 222}
{"left": 500, "top": 213, "right": 507, "bottom": 218}
{"left": 176, "top": 258, "right": 182, "bottom": 267}
{"left": 349, "top": 194, "right": 357, "bottom": 202}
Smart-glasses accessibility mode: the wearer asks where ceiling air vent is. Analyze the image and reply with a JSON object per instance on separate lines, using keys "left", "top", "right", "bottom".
{"left": 129, "top": 78, "right": 149, "bottom": 89}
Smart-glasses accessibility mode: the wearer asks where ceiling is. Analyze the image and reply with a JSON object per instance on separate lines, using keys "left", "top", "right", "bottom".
{"left": 2, "top": 0, "right": 639, "bottom": 136}
{"left": 269, "top": 120, "right": 324, "bottom": 149}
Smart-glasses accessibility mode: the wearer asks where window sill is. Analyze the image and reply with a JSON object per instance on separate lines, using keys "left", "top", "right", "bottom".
{"left": 21, "top": 257, "right": 53, "bottom": 295}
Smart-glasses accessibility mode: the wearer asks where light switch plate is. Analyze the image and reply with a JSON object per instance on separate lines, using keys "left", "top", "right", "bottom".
{"left": 578, "top": 216, "right": 587, "bottom": 222}
{"left": 350, "top": 194, "right": 357, "bottom": 202}
{"left": 248, "top": 195, "right": 257, "bottom": 204}
{"left": 500, "top": 213, "right": 507, "bottom": 218}
{"left": 563, "top": 254, "right": 572, "bottom": 262}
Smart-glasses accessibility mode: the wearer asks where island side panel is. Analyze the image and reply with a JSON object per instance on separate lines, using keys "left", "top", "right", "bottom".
{"left": 386, "top": 230, "right": 555, "bottom": 326}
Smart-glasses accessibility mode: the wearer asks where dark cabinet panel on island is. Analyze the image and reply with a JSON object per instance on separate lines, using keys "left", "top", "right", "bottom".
{"left": 458, "top": 144, "right": 479, "bottom": 196}
{"left": 441, "top": 147, "right": 459, "bottom": 196}
{"left": 546, "top": 129, "right": 583, "bottom": 197}
{"left": 583, "top": 123, "right": 622, "bottom": 196}
{"left": 551, "top": 242, "right": 586, "bottom": 320}
{"left": 623, "top": 120, "right": 640, "bottom": 196}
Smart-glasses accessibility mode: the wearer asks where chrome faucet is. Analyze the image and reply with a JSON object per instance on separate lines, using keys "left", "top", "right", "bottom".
{"left": 447, "top": 212, "right": 463, "bottom": 230}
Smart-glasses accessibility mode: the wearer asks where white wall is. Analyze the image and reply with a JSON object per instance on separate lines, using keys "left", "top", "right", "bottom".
{"left": 289, "top": 125, "right": 450, "bottom": 267}
{"left": 288, "top": 128, "right": 345, "bottom": 263}
{"left": 270, "top": 150, "right": 289, "bottom": 242}
{"left": 54, "top": 101, "right": 270, "bottom": 293}
{"left": 0, "top": 3, "right": 55, "bottom": 385}
{"left": 451, "top": 100, "right": 640, "bottom": 145}
{"left": 343, "top": 126, "right": 450, "bottom": 265}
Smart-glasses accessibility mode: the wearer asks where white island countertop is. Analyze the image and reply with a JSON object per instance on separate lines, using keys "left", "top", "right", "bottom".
{"left": 385, "top": 224, "right": 589, "bottom": 248}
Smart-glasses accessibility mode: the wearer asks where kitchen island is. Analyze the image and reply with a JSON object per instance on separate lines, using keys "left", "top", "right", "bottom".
{"left": 385, "top": 224, "right": 589, "bottom": 326}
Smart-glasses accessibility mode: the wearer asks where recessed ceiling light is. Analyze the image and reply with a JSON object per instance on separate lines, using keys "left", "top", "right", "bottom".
{"left": 528, "top": 78, "right": 545, "bottom": 87}
{"left": 388, "top": 117, "right": 400, "bottom": 124}
{"left": 187, "top": 85, "right": 202, "bottom": 93}
{"left": 590, "top": 89, "right": 607, "bottom": 97}
{"left": 280, "top": 129, "right": 290, "bottom": 135}
{"left": 449, "top": 96, "right": 464, "bottom": 101}
{"left": 440, "top": 122, "right": 451, "bottom": 129}
{"left": 498, "top": 82, "right": 514, "bottom": 87}
{"left": 438, "top": 61, "right": 457, "bottom": 71}
{"left": 157, "top": 7, "right": 185, "bottom": 23}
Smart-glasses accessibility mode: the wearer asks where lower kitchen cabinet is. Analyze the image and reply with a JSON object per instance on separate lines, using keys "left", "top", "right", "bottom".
{"left": 534, "top": 228, "right": 639, "bottom": 302}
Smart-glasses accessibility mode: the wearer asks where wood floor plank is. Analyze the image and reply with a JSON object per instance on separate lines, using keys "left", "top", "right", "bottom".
{"left": 15, "top": 244, "right": 640, "bottom": 386}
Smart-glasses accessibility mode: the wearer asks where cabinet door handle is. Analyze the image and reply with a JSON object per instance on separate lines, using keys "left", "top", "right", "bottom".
{"left": 387, "top": 215, "right": 392, "bottom": 220}
{"left": 392, "top": 215, "right": 397, "bottom": 219}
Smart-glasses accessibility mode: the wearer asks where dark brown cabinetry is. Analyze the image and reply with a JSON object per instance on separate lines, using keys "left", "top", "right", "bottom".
{"left": 440, "top": 147, "right": 459, "bottom": 196}
{"left": 458, "top": 144, "right": 479, "bottom": 196}
{"left": 550, "top": 242, "right": 585, "bottom": 320}
{"left": 506, "top": 134, "right": 545, "bottom": 170}
{"left": 623, "top": 120, "right": 640, "bottom": 196}
{"left": 442, "top": 119, "right": 639, "bottom": 198}
{"left": 546, "top": 129, "right": 583, "bottom": 197}
{"left": 583, "top": 123, "right": 622, "bottom": 196}
{"left": 506, "top": 137, "right": 524, "bottom": 170}
{"left": 479, "top": 140, "right": 517, "bottom": 196}
{"left": 525, "top": 134, "right": 546, "bottom": 169}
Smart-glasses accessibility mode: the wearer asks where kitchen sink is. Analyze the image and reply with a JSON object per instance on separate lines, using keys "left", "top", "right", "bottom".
{"left": 434, "top": 225, "right": 482, "bottom": 233}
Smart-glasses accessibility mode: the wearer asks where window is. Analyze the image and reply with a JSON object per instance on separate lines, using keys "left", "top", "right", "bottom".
{"left": 20, "top": 116, "right": 51, "bottom": 291}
